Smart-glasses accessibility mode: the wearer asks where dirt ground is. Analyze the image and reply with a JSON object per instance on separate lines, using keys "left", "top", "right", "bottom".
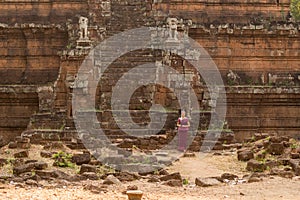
{"left": 1, "top": 151, "right": 300, "bottom": 200}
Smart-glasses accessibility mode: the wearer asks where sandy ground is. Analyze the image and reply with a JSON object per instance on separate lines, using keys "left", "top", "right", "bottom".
{"left": 1, "top": 174, "right": 300, "bottom": 200}
{"left": 1, "top": 151, "right": 300, "bottom": 200}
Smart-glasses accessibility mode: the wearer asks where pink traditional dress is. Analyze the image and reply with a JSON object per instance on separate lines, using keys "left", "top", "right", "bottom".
{"left": 177, "top": 117, "right": 189, "bottom": 151}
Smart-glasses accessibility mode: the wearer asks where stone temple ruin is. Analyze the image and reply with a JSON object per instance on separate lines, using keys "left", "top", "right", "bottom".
{"left": 0, "top": 0, "right": 299, "bottom": 155}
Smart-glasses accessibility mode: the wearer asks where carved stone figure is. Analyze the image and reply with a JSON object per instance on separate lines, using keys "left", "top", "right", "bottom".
{"left": 167, "top": 18, "right": 178, "bottom": 41}
{"left": 101, "top": 1, "right": 111, "bottom": 17}
{"left": 78, "top": 16, "right": 89, "bottom": 40}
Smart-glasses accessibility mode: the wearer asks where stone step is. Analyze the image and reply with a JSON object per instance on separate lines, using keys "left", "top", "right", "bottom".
{"left": 21, "top": 129, "right": 78, "bottom": 144}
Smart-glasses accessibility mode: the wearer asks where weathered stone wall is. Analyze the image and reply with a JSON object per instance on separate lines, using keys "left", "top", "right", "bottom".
{"left": 0, "top": 0, "right": 299, "bottom": 144}
{"left": 0, "top": 25, "right": 68, "bottom": 143}
{"left": 0, "top": 26, "right": 67, "bottom": 84}
{"left": 0, "top": 0, "right": 88, "bottom": 24}
{"left": 0, "top": 86, "right": 38, "bottom": 142}
{"left": 226, "top": 87, "right": 300, "bottom": 140}
{"left": 153, "top": 0, "right": 291, "bottom": 24}
{"left": 191, "top": 26, "right": 300, "bottom": 84}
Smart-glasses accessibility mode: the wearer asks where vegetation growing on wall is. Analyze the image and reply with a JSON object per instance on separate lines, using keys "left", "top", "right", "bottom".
{"left": 291, "top": 0, "right": 300, "bottom": 20}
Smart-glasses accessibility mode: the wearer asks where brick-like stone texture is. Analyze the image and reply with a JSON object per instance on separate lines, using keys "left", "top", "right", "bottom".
{"left": 0, "top": 0, "right": 299, "bottom": 143}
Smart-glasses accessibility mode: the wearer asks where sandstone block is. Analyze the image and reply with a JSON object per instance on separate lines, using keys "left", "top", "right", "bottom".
{"left": 79, "top": 164, "right": 97, "bottom": 174}
{"left": 268, "top": 143, "right": 285, "bottom": 155}
{"left": 71, "top": 153, "right": 91, "bottom": 165}
{"left": 246, "top": 159, "right": 266, "bottom": 172}
{"left": 195, "top": 177, "right": 221, "bottom": 187}
{"left": 103, "top": 175, "right": 121, "bottom": 185}
{"left": 126, "top": 190, "right": 143, "bottom": 200}
{"left": 160, "top": 172, "right": 182, "bottom": 182}
{"left": 238, "top": 149, "right": 254, "bottom": 161}
{"left": 14, "top": 150, "right": 29, "bottom": 158}
{"left": 163, "top": 179, "right": 182, "bottom": 187}
{"left": 13, "top": 163, "right": 35, "bottom": 175}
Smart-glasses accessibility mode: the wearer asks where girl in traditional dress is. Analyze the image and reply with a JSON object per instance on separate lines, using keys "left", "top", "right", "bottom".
{"left": 177, "top": 110, "right": 190, "bottom": 151}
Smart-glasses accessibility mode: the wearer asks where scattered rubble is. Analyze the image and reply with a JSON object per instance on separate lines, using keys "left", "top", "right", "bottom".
{"left": 238, "top": 133, "right": 300, "bottom": 178}
{"left": 0, "top": 131, "right": 299, "bottom": 199}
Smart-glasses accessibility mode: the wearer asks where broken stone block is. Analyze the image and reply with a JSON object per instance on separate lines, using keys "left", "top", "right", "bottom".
{"left": 268, "top": 143, "right": 285, "bottom": 155}
{"left": 246, "top": 159, "right": 267, "bottom": 172}
{"left": 254, "top": 140, "right": 264, "bottom": 148}
{"left": 114, "top": 171, "right": 140, "bottom": 182}
{"left": 248, "top": 176, "right": 262, "bottom": 183}
{"left": 237, "top": 149, "right": 254, "bottom": 161}
{"left": 127, "top": 185, "right": 138, "bottom": 190}
{"left": 147, "top": 176, "right": 160, "bottom": 183}
{"left": 25, "top": 160, "right": 38, "bottom": 164}
{"left": 163, "top": 179, "right": 183, "bottom": 187}
{"left": 14, "top": 150, "right": 29, "bottom": 158}
{"left": 8, "top": 142, "right": 17, "bottom": 149}
{"left": 79, "top": 164, "right": 97, "bottom": 174}
{"left": 35, "top": 170, "right": 56, "bottom": 179}
{"left": 52, "top": 170, "right": 82, "bottom": 182}
{"left": 126, "top": 190, "right": 143, "bottom": 200}
{"left": 103, "top": 175, "right": 121, "bottom": 185}
{"left": 159, "top": 172, "right": 182, "bottom": 181}
{"left": 220, "top": 173, "right": 238, "bottom": 181}
{"left": 265, "top": 160, "right": 279, "bottom": 169}
{"left": 34, "top": 162, "right": 48, "bottom": 170}
{"left": 158, "top": 169, "right": 169, "bottom": 176}
{"left": 81, "top": 172, "right": 99, "bottom": 180}
{"left": 71, "top": 153, "right": 91, "bottom": 165}
{"left": 13, "top": 163, "right": 35, "bottom": 175}
{"left": 195, "top": 177, "right": 221, "bottom": 187}
{"left": 40, "top": 150, "right": 53, "bottom": 158}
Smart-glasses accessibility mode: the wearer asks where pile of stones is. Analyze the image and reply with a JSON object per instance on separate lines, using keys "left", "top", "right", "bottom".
{"left": 237, "top": 133, "right": 300, "bottom": 179}
{"left": 0, "top": 136, "right": 185, "bottom": 189}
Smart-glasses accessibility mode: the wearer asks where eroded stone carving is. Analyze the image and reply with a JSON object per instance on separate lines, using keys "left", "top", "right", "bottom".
{"left": 37, "top": 86, "right": 54, "bottom": 112}
{"left": 167, "top": 18, "right": 179, "bottom": 41}
{"left": 77, "top": 16, "right": 92, "bottom": 49}
{"left": 268, "top": 73, "right": 294, "bottom": 86}
{"left": 78, "top": 16, "right": 89, "bottom": 40}
{"left": 227, "top": 70, "right": 240, "bottom": 85}
{"left": 101, "top": 0, "right": 111, "bottom": 17}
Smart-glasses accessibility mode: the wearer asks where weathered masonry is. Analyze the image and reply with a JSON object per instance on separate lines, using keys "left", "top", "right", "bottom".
{"left": 0, "top": 0, "right": 299, "bottom": 144}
